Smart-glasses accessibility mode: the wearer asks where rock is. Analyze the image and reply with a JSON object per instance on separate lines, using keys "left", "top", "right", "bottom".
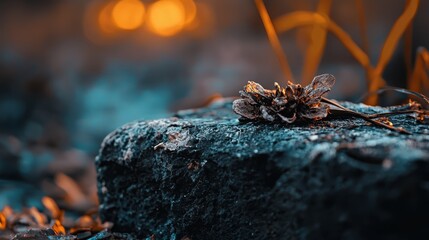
{"left": 96, "top": 99, "right": 429, "bottom": 240}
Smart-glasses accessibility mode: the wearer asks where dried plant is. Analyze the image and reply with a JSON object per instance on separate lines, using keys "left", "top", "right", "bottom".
{"left": 233, "top": 74, "right": 415, "bottom": 134}
{"left": 0, "top": 173, "right": 122, "bottom": 239}
{"left": 0, "top": 199, "right": 115, "bottom": 239}
{"left": 233, "top": 74, "right": 335, "bottom": 123}
{"left": 255, "top": 0, "right": 425, "bottom": 105}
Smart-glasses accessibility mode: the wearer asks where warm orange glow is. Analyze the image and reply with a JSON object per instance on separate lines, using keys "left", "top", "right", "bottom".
{"left": 85, "top": 0, "right": 121, "bottom": 45}
{"left": 76, "top": 215, "right": 94, "bottom": 228}
{"left": 1, "top": 206, "right": 12, "bottom": 218}
{"left": 181, "top": 0, "right": 197, "bottom": 25}
{"left": 98, "top": 1, "right": 118, "bottom": 33}
{"left": 112, "top": 0, "right": 145, "bottom": 30}
{"left": 0, "top": 212, "right": 6, "bottom": 230}
{"left": 52, "top": 219, "right": 66, "bottom": 235}
{"left": 186, "top": 2, "right": 215, "bottom": 37}
{"left": 147, "top": 0, "right": 186, "bottom": 37}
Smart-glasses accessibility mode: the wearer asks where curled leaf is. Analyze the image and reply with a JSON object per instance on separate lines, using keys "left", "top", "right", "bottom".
{"left": 232, "top": 99, "right": 259, "bottom": 120}
{"left": 300, "top": 104, "right": 330, "bottom": 120}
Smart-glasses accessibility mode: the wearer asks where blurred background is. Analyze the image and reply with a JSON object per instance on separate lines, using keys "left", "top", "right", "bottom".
{"left": 0, "top": 0, "right": 428, "bottom": 227}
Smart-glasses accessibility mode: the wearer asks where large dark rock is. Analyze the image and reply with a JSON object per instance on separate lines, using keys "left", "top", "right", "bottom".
{"left": 96, "top": 99, "right": 429, "bottom": 240}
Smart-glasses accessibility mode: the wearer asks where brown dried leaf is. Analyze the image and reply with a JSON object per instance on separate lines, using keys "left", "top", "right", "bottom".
{"left": 42, "top": 197, "right": 60, "bottom": 220}
{"left": 55, "top": 173, "right": 88, "bottom": 209}
{"left": 244, "top": 81, "right": 275, "bottom": 104}
{"left": 305, "top": 74, "right": 336, "bottom": 104}
{"left": 28, "top": 207, "right": 47, "bottom": 226}
{"left": 309, "top": 73, "right": 336, "bottom": 90}
{"left": 52, "top": 220, "right": 66, "bottom": 235}
{"left": 300, "top": 104, "right": 330, "bottom": 120}
{"left": 0, "top": 212, "right": 6, "bottom": 230}
{"left": 232, "top": 99, "right": 259, "bottom": 120}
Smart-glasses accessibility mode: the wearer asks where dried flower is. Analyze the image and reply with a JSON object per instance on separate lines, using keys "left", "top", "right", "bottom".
{"left": 233, "top": 74, "right": 335, "bottom": 123}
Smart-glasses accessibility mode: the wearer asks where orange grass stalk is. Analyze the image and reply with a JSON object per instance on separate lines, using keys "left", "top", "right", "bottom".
{"left": 302, "top": 0, "right": 332, "bottom": 85}
{"left": 258, "top": 0, "right": 420, "bottom": 105}
{"left": 355, "top": 0, "right": 372, "bottom": 89}
{"left": 355, "top": 0, "right": 370, "bottom": 55}
{"left": 409, "top": 47, "right": 429, "bottom": 92}
{"left": 375, "top": 0, "right": 419, "bottom": 75}
{"left": 275, "top": 11, "right": 371, "bottom": 68}
{"left": 366, "top": 0, "right": 420, "bottom": 104}
{"left": 404, "top": 0, "right": 414, "bottom": 80}
{"left": 255, "top": 0, "right": 295, "bottom": 83}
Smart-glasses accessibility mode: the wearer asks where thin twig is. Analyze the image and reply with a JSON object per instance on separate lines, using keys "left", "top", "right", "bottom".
{"left": 321, "top": 97, "right": 411, "bottom": 134}
{"left": 367, "top": 110, "right": 417, "bottom": 118}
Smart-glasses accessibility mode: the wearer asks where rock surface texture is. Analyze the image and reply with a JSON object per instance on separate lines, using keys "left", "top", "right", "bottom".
{"left": 96, "top": 100, "right": 429, "bottom": 240}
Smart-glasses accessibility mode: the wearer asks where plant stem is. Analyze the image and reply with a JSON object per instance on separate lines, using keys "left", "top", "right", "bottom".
{"left": 321, "top": 97, "right": 411, "bottom": 134}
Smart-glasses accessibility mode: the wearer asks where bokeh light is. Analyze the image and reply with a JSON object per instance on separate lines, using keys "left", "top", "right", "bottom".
{"left": 186, "top": 2, "right": 215, "bottom": 37}
{"left": 181, "top": 0, "right": 197, "bottom": 25}
{"left": 147, "top": 0, "right": 186, "bottom": 37}
{"left": 98, "top": 1, "right": 118, "bottom": 34}
{"left": 112, "top": 0, "right": 145, "bottom": 30}
{"left": 84, "top": 0, "right": 121, "bottom": 45}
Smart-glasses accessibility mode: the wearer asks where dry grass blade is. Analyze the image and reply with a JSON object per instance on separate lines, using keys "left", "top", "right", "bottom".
{"left": 255, "top": 0, "right": 295, "bottom": 82}
{"left": 270, "top": 0, "right": 422, "bottom": 106}
{"left": 375, "top": 0, "right": 419, "bottom": 75}
{"left": 359, "top": 86, "right": 429, "bottom": 114}
{"left": 275, "top": 11, "right": 371, "bottom": 68}
{"left": 321, "top": 97, "right": 411, "bottom": 134}
{"left": 404, "top": 0, "right": 414, "bottom": 80}
{"left": 355, "top": 0, "right": 372, "bottom": 88}
{"left": 367, "top": 110, "right": 417, "bottom": 118}
{"left": 364, "top": 0, "right": 419, "bottom": 104}
{"left": 409, "top": 47, "right": 429, "bottom": 92}
{"left": 55, "top": 173, "right": 88, "bottom": 207}
{"left": 355, "top": 0, "right": 370, "bottom": 54}
{"left": 373, "top": 87, "right": 429, "bottom": 106}
{"left": 302, "top": 0, "right": 332, "bottom": 85}
{"left": 28, "top": 207, "right": 47, "bottom": 226}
